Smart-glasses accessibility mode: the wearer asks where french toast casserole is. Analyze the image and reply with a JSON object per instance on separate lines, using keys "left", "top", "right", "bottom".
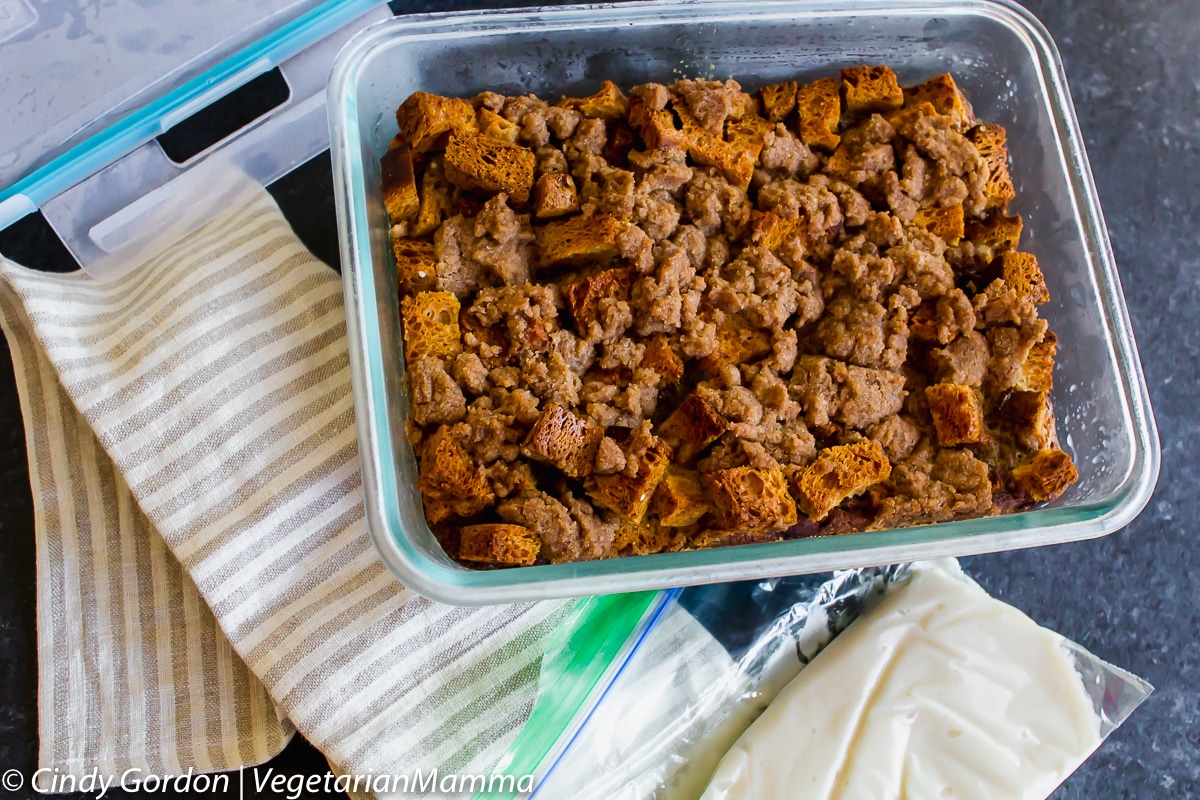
{"left": 381, "top": 66, "right": 1078, "bottom": 568}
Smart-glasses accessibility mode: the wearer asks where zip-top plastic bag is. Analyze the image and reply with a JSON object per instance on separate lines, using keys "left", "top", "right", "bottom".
{"left": 530, "top": 560, "right": 1152, "bottom": 800}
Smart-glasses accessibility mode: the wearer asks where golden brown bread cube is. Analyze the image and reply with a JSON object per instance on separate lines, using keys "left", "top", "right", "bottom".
{"left": 556, "top": 80, "right": 629, "bottom": 119}
{"left": 704, "top": 466, "right": 798, "bottom": 532}
{"left": 965, "top": 212, "right": 1023, "bottom": 252}
{"left": 795, "top": 77, "right": 842, "bottom": 151}
{"left": 904, "top": 73, "right": 975, "bottom": 129}
{"left": 380, "top": 147, "right": 419, "bottom": 225}
{"left": 392, "top": 238, "right": 439, "bottom": 296}
{"left": 563, "top": 266, "right": 634, "bottom": 334}
{"left": 1012, "top": 448, "right": 1078, "bottom": 502}
{"left": 698, "top": 316, "right": 774, "bottom": 376}
{"left": 444, "top": 133, "right": 536, "bottom": 202}
{"left": 397, "top": 91, "right": 478, "bottom": 152}
{"left": 749, "top": 211, "right": 806, "bottom": 251}
{"left": 968, "top": 123, "right": 1016, "bottom": 211}
{"left": 1004, "top": 390, "right": 1057, "bottom": 451}
{"left": 589, "top": 437, "right": 672, "bottom": 523}
{"left": 522, "top": 403, "right": 604, "bottom": 478}
{"left": 793, "top": 440, "right": 892, "bottom": 521}
{"left": 535, "top": 214, "right": 626, "bottom": 268}
{"left": 999, "top": 251, "right": 1050, "bottom": 305}
{"left": 533, "top": 172, "right": 580, "bottom": 219}
{"left": 640, "top": 336, "right": 684, "bottom": 384}
{"left": 628, "top": 94, "right": 691, "bottom": 150}
{"left": 925, "top": 383, "right": 986, "bottom": 446}
{"left": 476, "top": 108, "right": 519, "bottom": 143}
{"left": 412, "top": 158, "right": 456, "bottom": 238}
{"left": 657, "top": 393, "right": 728, "bottom": 464}
{"left": 459, "top": 523, "right": 541, "bottom": 566}
{"left": 680, "top": 110, "right": 770, "bottom": 189}
{"left": 400, "top": 291, "right": 462, "bottom": 364}
{"left": 759, "top": 81, "right": 798, "bottom": 123}
{"left": 912, "top": 204, "right": 965, "bottom": 244}
{"left": 405, "top": 418, "right": 424, "bottom": 449}
{"left": 841, "top": 65, "right": 904, "bottom": 115}
{"left": 418, "top": 426, "right": 495, "bottom": 520}
{"left": 614, "top": 517, "right": 681, "bottom": 556}
{"left": 422, "top": 495, "right": 455, "bottom": 525}
{"left": 1016, "top": 331, "right": 1057, "bottom": 392}
{"left": 650, "top": 467, "right": 711, "bottom": 527}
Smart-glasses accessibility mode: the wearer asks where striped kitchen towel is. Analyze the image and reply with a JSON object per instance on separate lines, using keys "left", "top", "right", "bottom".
{"left": 0, "top": 186, "right": 570, "bottom": 794}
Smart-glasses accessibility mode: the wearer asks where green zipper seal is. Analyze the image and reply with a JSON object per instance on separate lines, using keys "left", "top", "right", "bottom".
{"left": 471, "top": 590, "right": 675, "bottom": 799}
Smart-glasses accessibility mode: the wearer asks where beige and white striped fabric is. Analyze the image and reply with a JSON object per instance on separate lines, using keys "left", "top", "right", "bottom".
{"left": 2, "top": 286, "right": 294, "bottom": 777}
{"left": 0, "top": 187, "right": 570, "bottom": 792}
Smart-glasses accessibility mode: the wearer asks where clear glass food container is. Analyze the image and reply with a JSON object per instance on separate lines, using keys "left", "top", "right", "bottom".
{"left": 328, "top": 0, "right": 1159, "bottom": 605}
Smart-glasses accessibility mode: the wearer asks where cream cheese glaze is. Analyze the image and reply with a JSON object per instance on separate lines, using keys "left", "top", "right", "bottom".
{"left": 698, "top": 561, "right": 1102, "bottom": 800}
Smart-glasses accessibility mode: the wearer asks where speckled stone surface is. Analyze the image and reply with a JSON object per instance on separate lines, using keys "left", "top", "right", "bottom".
{"left": 961, "top": 2, "right": 1200, "bottom": 796}
{"left": 0, "top": 0, "right": 1196, "bottom": 797}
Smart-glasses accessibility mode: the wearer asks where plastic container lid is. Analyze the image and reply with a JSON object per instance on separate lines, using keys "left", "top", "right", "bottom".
{"left": 0, "top": 0, "right": 326, "bottom": 189}
{"left": 0, "top": 0, "right": 390, "bottom": 277}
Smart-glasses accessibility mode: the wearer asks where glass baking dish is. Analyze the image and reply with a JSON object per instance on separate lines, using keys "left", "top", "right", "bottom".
{"left": 328, "top": 0, "right": 1159, "bottom": 605}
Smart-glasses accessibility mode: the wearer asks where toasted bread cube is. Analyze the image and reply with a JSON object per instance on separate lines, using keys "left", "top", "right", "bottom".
{"left": 411, "top": 158, "right": 456, "bottom": 238}
{"left": 796, "top": 77, "right": 842, "bottom": 151}
{"left": 793, "top": 440, "right": 892, "bottom": 521}
{"left": 1004, "top": 390, "right": 1057, "bottom": 451}
{"left": 444, "top": 133, "right": 536, "bottom": 202}
{"left": 563, "top": 266, "right": 633, "bottom": 334}
{"left": 628, "top": 94, "right": 691, "bottom": 150}
{"left": 405, "top": 418, "right": 424, "bottom": 449}
{"left": 1016, "top": 331, "right": 1057, "bottom": 392}
{"left": 968, "top": 123, "right": 1016, "bottom": 210}
{"left": 680, "top": 110, "right": 769, "bottom": 189}
{"left": 589, "top": 437, "right": 672, "bottom": 523}
{"left": 925, "top": 383, "right": 985, "bottom": 446}
{"left": 533, "top": 172, "right": 580, "bottom": 219}
{"left": 556, "top": 80, "right": 629, "bottom": 120}
{"left": 658, "top": 393, "right": 728, "bottom": 463}
{"left": 380, "top": 147, "right": 420, "bottom": 225}
{"left": 392, "top": 238, "right": 439, "bottom": 296}
{"left": 841, "top": 65, "right": 904, "bottom": 115}
{"left": 641, "top": 336, "right": 684, "bottom": 384}
{"left": 401, "top": 292, "right": 462, "bottom": 364}
{"left": 704, "top": 466, "right": 798, "bottom": 532}
{"left": 418, "top": 426, "right": 495, "bottom": 520}
{"left": 904, "top": 73, "right": 975, "bottom": 129}
{"left": 397, "top": 91, "right": 478, "bottom": 153}
{"left": 698, "top": 316, "right": 774, "bottom": 375}
{"left": 759, "top": 81, "right": 798, "bottom": 123}
{"left": 477, "top": 107, "right": 519, "bottom": 143}
{"left": 535, "top": 214, "right": 626, "bottom": 268}
{"left": 650, "top": 467, "right": 711, "bottom": 527}
{"left": 522, "top": 403, "right": 603, "bottom": 478}
{"left": 749, "top": 211, "right": 806, "bottom": 251}
{"left": 459, "top": 523, "right": 540, "bottom": 566}
{"left": 614, "top": 517, "right": 678, "bottom": 556}
{"left": 1012, "top": 448, "right": 1078, "bottom": 501}
{"left": 999, "top": 251, "right": 1050, "bottom": 305}
{"left": 913, "top": 204, "right": 965, "bottom": 244}
{"left": 965, "top": 212, "right": 1023, "bottom": 252}
{"left": 423, "top": 495, "right": 455, "bottom": 525}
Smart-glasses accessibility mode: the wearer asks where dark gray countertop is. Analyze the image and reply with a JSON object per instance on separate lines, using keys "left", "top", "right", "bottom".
{"left": 0, "top": 0, "right": 1195, "bottom": 797}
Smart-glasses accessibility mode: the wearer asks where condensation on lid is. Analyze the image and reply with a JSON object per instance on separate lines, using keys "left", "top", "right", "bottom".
{"left": 0, "top": 0, "right": 326, "bottom": 190}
